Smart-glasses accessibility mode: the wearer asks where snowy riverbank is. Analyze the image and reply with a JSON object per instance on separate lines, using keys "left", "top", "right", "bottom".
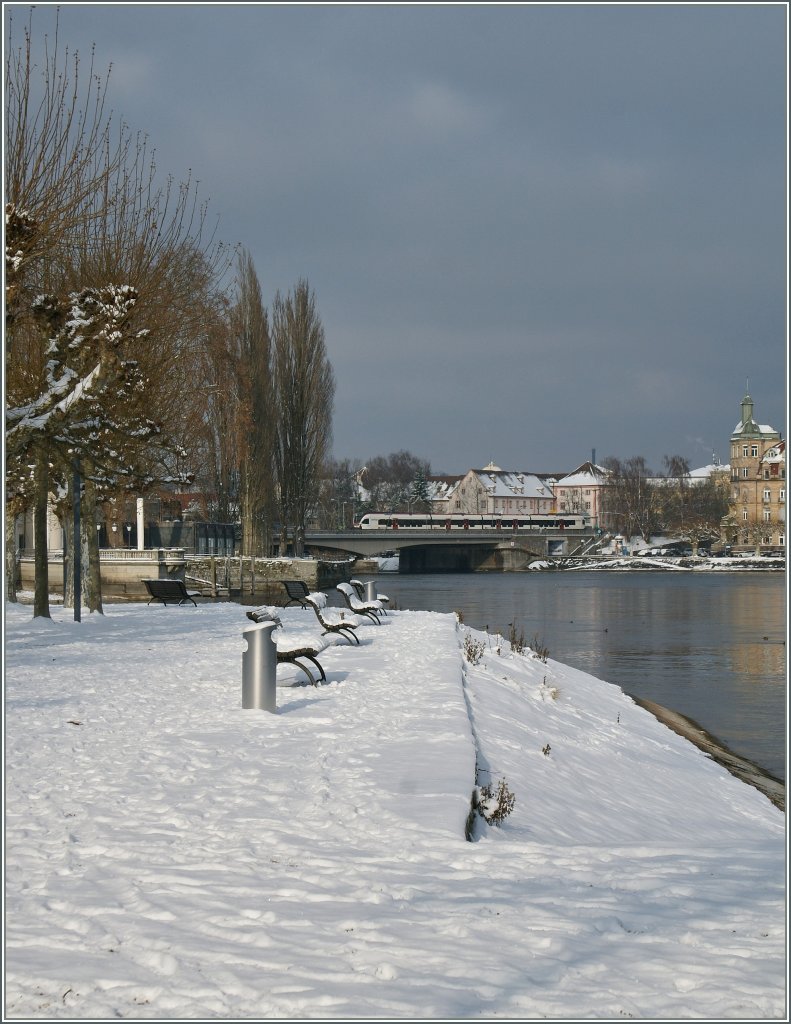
{"left": 4, "top": 600, "right": 786, "bottom": 1019}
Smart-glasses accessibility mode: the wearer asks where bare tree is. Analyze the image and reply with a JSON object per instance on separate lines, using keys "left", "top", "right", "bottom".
{"left": 601, "top": 456, "right": 661, "bottom": 542}
{"left": 319, "top": 458, "right": 365, "bottom": 528}
{"left": 271, "top": 281, "right": 335, "bottom": 556}
{"left": 364, "top": 450, "right": 432, "bottom": 512}
{"left": 4, "top": 11, "right": 128, "bottom": 609}
{"left": 4, "top": 10, "right": 128, "bottom": 328}
{"left": 658, "top": 456, "right": 729, "bottom": 552}
{"left": 231, "top": 250, "right": 274, "bottom": 555}
{"left": 5, "top": 10, "right": 231, "bottom": 611}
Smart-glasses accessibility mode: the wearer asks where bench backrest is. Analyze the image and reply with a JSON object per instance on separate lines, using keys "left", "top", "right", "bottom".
{"left": 144, "top": 578, "right": 187, "bottom": 595}
{"left": 283, "top": 580, "right": 310, "bottom": 598}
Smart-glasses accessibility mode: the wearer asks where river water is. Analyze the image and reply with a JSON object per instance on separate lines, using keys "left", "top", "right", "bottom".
{"left": 359, "top": 571, "right": 786, "bottom": 782}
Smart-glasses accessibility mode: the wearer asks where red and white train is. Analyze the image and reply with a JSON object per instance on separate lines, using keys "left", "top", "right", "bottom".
{"left": 355, "top": 512, "right": 587, "bottom": 531}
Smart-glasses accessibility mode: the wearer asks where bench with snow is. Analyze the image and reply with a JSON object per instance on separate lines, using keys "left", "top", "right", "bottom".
{"left": 281, "top": 579, "right": 312, "bottom": 609}
{"left": 336, "top": 582, "right": 384, "bottom": 624}
{"left": 304, "top": 591, "right": 360, "bottom": 645}
{"left": 350, "top": 578, "right": 390, "bottom": 614}
{"left": 143, "top": 578, "right": 201, "bottom": 607}
{"left": 245, "top": 607, "right": 328, "bottom": 686}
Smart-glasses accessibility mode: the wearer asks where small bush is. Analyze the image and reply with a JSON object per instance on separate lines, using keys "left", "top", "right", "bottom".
{"left": 540, "top": 677, "right": 560, "bottom": 701}
{"left": 463, "top": 631, "right": 485, "bottom": 665}
{"left": 476, "top": 778, "right": 516, "bottom": 825}
{"left": 530, "top": 633, "right": 550, "bottom": 663}
{"left": 454, "top": 608, "right": 465, "bottom": 625}
{"left": 508, "top": 621, "right": 526, "bottom": 654}
{"left": 542, "top": 743, "right": 552, "bottom": 757}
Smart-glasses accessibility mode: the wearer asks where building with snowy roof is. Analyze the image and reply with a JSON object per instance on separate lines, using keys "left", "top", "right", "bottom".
{"left": 726, "top": 394, "right": 785, "bottom": 551}
{"left": 429, "top": 462, "right": 556, "bottom": 517}
{"left": 554, "top": 461, "right": 610, "bottom": 530}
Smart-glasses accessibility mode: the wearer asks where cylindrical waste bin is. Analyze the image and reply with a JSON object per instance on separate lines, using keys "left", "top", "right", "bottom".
{"left": 365, "top": 581, "right": 377, "bottom": 602}
{"left": 242, "top": 620, "right": 278, "bottom": 712}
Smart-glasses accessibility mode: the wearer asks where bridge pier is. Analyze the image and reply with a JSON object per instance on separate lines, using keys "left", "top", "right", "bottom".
{"left": 303, "top": 529, "right": 596, "bottom": 571}
{"left": 399, "top": 543, "right": 543, "bottom": 573}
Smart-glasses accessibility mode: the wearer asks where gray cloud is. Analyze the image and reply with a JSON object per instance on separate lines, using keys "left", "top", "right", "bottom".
{"left": 6, "top": 3, "right": 786, "bottom": 473}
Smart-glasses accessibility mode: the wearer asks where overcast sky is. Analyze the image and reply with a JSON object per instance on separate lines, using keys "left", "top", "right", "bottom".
{"left": 5, "top": 3, "right": 787, "bottom": 475}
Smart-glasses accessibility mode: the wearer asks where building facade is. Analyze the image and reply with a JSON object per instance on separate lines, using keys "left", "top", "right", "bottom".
{"left": 727, "top": 394, "right": 785, "bottom": 550}
{"left": 554, "top": 461, "right": 609, "bottom": 529}
{"left": 429, "top": 463, "right": 556, "bottom": 518}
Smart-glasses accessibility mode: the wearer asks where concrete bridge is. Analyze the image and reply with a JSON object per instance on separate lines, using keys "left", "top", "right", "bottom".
{"left": 304, "top": 527, "right": 598, "bottom": 572}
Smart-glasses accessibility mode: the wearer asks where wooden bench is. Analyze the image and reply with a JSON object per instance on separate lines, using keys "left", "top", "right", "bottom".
{"left": 281, "top": 579, "right": 312, "bottom": 609}
{"left": 143, "top": 578, "right": 201, "bottom": 606}
{"left": 350, "top": 578, "right": 390, "bottom": 614}
{"left": 336, "top": 582, "right": 383, "bottom": 624}
{"left": 304, "top": 593, "right": 360, "bottom": 645}
{"left": 245, "top": 608, "right": 326, "bottom": 685}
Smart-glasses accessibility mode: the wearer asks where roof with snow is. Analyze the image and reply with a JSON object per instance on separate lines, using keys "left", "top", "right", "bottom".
{"left": 556, "top": 461, "right": 610, "bottom": 487}
{"left": 761, "top": 440, "right": 786, "bottom": 464}
{"left": 426, "top": 475, "right": 463, "bottom": 501}
{"left": 470, "top": 469, "right": 552, "bottom": 499}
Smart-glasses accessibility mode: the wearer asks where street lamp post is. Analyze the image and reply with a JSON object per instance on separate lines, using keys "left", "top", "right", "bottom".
{"left": 125, "top": 524, "right": 132, "bottom": 548}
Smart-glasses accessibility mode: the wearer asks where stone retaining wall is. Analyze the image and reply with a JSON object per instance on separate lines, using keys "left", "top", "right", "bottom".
{"left": 185, "top": 555, "right": 355, "bottom": 602}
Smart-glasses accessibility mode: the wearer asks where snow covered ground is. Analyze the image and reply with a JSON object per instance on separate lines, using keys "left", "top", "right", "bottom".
{"left": 4, "top": 599, "right": 786, "bottom": 1019}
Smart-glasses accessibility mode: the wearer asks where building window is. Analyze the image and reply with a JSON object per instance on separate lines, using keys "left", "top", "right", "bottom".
{"left": 780, "top": 490, "right": 785, "bottom": 502}
{"left": 751, "top": 445, "right": 759, "bottom": 457}
{"left": 742, "top": 510, "right": 749, "bottom": 521}
{"left": 743, "top": 446, "right": 749, "bottom": 457}
{"left": 731, "top": 445, "right": 737, "bottom": 459}
{"left": 764, "top": 509, "right": 771, "bottom": 522}
{"left": 586, "top": 502, "right": 591, "bottom": 510}
{"left": 764, "top": 489, "right": 771, "bottom": 502}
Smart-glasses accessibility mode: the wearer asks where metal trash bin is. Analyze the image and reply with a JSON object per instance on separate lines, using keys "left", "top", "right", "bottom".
{"left": 365, "top": 581, "right": 377, "bottom": 602}
{"left": 242, "top": 620, "right": 278, "bottom": 712}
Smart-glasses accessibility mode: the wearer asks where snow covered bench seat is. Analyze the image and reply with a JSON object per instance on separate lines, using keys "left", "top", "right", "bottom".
{"left": 336, "top": 582, "right": 384, "bottom": 624}
{"left": 350, "top": 579, "right": 389, "bottom": 613}
{"left": 304, "top": 592, "right": 360, "bottom": 645}
{"left": 245, "top": 607, "right": 329, "bottom": 685}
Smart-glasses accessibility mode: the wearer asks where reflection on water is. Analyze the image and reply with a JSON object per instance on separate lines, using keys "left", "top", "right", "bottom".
{"left": 367, "top": 571, "right": 786, "bottom": 782}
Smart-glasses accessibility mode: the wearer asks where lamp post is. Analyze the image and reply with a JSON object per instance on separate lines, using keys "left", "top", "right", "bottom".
{"left": 125, "top": 523, "right": 132, "bottom": 548}
{"left": 112, "top": 523, "right": 118, "bottom": 548}
{"left": 96, "top": 523, "right": 102, "bottom": 548}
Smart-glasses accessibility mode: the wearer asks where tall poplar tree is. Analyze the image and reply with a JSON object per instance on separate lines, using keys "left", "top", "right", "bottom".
{"left": 271, "top": 281, "right": 335, "bottom": 556}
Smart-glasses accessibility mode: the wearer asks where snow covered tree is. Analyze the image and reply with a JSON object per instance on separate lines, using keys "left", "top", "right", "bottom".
{"left": 5, "top": 10, "right": 229, "bottom": 610}
{"left": 410, "top": 468, "right": 432, "bottom": 513}
{"left": 6, "top": 285, "right": 156, "bottom": 616}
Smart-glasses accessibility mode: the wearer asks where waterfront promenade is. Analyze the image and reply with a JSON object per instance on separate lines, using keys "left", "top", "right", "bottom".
{"left": 4, "top": 600, "right": 785, "bottom": 1019}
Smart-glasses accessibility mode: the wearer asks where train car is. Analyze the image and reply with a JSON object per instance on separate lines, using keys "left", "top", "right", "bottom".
{"left": 355, "top": 513, "right": 587, "bottom": 531}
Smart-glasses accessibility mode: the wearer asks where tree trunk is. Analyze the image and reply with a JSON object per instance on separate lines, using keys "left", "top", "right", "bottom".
{"left": 5, "top": 503, "right": 20, "bottom": 602}
{"left": 33, "top": 451, "right": 51, "bottom": 619}
{"left": 83, "top": 477, "right": 103, "bottom": 613}
{"left": 62, "top": 500, "right": 75, "bottom": 608}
